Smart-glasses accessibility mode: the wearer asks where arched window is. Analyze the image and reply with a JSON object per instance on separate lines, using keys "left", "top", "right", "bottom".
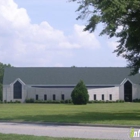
{"left": 124, "top": 81, "right": 132, "bottom": 102}
{"left": 13, "top": 81, "right": 22, "bottom": 99}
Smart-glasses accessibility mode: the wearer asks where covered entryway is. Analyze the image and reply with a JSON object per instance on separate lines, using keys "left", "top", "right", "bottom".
{"left": 124, "top": 81, "right": 132, "bottom": 102}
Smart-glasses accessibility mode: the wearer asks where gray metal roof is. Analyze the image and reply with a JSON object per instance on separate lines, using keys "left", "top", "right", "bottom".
{"left": 3, "top": 67, "right": 140, "bottom": 85}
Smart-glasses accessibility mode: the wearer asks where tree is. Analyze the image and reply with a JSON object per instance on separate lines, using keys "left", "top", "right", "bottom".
{"left": 0, "top": 62, "right": 12, "bottom": 101}
{"left": 71, "top": 0, "right": 140, "bottom": 74}
{"left": 71, "top": 80, "right": 89, "bottom": 105}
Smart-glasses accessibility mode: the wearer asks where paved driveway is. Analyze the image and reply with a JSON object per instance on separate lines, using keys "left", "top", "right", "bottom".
{"left": 0, "top": 122, "right": 137, "bottom": 140}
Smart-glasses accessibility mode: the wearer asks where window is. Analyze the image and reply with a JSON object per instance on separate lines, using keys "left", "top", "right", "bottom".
{"left": 102, "top": 94, "right": 104, "bottom": 101}
{"left": 36, "top": 94, "right": 38, "bottom": 100}
{"left": 94, "top": 94, "right": 96, "bottom": 100}
{"left": 124, "top": 81, "right": 132, "bottom": 102}
{"left": 44, "top": 94, "right": 47, "bottom": 100}
{"left": 53, "top": 94, "right": 56, "bottom": 100}
{"left": 109, "top": 94, "right": 112, "bottom": 100}
{"left": 13, "top": 81, "right": 22, "bottom": 99}
{"left": 61, "top": 94, "right": 64, "bottom": 100}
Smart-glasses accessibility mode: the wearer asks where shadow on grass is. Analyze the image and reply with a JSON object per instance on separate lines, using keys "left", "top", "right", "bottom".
{"left": 1, "top": 111, "right": 140, "bottom": 125}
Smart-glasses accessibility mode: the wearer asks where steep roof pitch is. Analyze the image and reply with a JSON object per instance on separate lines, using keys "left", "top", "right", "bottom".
{"left": 3, "top": 67, "right": 140, "bottom": 85}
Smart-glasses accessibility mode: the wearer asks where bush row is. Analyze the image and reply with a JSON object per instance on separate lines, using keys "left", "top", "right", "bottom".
{"left": 25, "top": 98, "right": 73, "bottom": 104}
{"left": 133, "top": 98, "right": 140, "bottom": 102}
{"left": 1, "top": 99, "right": 140, "bottom": 104}
{"left": 88, "top": 100, "right": 125, "bottom": 103}
{"left": 3, "top": 100, "right": 21, "bottom": 103}
{"left": 26, "top": 99, "right": 125, "bottom": 103}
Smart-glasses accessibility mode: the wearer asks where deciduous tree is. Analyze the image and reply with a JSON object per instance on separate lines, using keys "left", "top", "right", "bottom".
{"left": 71, "top": 0, "right": 140, "bottom": 74}
{"left": 0, "top": 62, "right": 12, "bottom": 101}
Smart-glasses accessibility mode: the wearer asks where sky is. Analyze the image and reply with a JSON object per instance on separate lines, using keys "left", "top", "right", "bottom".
{"left": 0, "top": 0, "right": 127, "bottom": 67}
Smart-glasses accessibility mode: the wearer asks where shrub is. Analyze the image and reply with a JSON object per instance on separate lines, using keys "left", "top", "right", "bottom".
{"left": 10, "top": 100, "right": 13, "bottom": 103}
{"left": 15, "top": 100, "right": 21, "bottom": 103}
{"left": 116, "top": 100, "right": 124, "bottom": 103}
{"left": 101, "top": 100, "right": 105, "bottom": 103}
{"left": 88, "top": 100, "right": 93, "bottom": 103}
{"left": 68, "top": 99, "right": 72, "bottom": 103}
{"left": 25, "top": 98, "right": 34, "bottom": 103}
{"left": 71, "top": 80, "right": 89, "bottom": 105}
{"left": 34, "top": 100, "right": 43, "bottom": 103}
{"left": 116, "top": 100, "right": 120, "bottom": 103}
{"left": 46, "top": 100, "right": 52, "bottom": 103}
{"left": 133, "top": 99, "right": 140, "bottom": 102}
{"left": 64, "top": 100, "right": 68, "bottom": 103}
{"left": 106, "top": 100, "right": 109, "bottom": 103}
{"left": 53, "top": 101, "right": 61, "bottom": 104}
{"left": 120, "top": 100, "right": 125, "bottom": 103}
{"left": 60, "top": 100, "right": 65, "bottom": 103}
{"left": 88, "top": 100, "right": 117, "bottom": 103}
{"left": 133, "top": 99, "right": 138, "bottom": 102}
{"left": 64, "top": 99, "right": 72, "bottom": 103}
{"left": 93, "top": 100, "right": 98, "bottom": 103}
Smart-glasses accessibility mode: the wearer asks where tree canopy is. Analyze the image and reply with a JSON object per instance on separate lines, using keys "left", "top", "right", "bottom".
{"left": 0, "top": 62, "right": 12, "bottom": 101}
{"left": 71, "top": 0, "right": 140, "bottom": 74}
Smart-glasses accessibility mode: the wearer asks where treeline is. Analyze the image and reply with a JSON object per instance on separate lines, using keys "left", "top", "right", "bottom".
{"left": 0, "top": 62, "right": 12, "bottom": 101}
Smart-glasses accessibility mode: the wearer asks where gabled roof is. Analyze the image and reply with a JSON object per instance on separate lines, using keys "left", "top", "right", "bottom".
{"left": 3, "top": 67, "right": 140, "bottom": 85}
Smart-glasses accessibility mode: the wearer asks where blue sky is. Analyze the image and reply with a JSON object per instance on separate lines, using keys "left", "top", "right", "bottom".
{"left": 0, "top": 0, "right": 126, "bottom": 67}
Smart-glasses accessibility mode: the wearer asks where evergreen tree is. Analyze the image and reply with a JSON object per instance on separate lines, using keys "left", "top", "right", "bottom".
{"left": 71, "top": 80, "right": 89, "bottom": 105}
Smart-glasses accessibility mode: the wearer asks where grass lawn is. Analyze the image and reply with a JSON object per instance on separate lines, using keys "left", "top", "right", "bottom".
{"left": 0, "top": 133, "right": 98, "bottom": 140}
{"left": 0, "top": 103, "right": 140, "bottom": 125}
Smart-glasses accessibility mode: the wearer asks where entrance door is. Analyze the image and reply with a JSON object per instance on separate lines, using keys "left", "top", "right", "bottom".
{"left": 124, "top": 81, "right": 132, "bottom": 102}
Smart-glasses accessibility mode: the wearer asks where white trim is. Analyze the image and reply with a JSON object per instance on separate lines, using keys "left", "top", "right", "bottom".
{"left": 120, "top": 78, "right": 133, "bottom": 85}
{"left": 10, "top": 78, "right": 25, "bottom": 86}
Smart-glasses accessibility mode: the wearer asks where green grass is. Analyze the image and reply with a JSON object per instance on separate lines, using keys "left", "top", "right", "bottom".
{"left": 0, "top": 103, "right": 140, "bottom": 125}
{"left": 0, "top": 133, "right": 98, "bottom": 140}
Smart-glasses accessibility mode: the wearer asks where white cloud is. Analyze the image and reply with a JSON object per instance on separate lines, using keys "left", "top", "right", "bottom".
{"left": 72, "top": 24, "right": 100, "bottom": 49}
{"left": 0, "top": 0, "right": 30, "bottom": 28}
{"left": 0, "top": 0, "right": 101, "bottom": 66}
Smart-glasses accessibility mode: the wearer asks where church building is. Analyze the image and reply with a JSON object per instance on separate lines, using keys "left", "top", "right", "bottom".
{"left": 3, "top": 67, "right": 140, "bottom": 103}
